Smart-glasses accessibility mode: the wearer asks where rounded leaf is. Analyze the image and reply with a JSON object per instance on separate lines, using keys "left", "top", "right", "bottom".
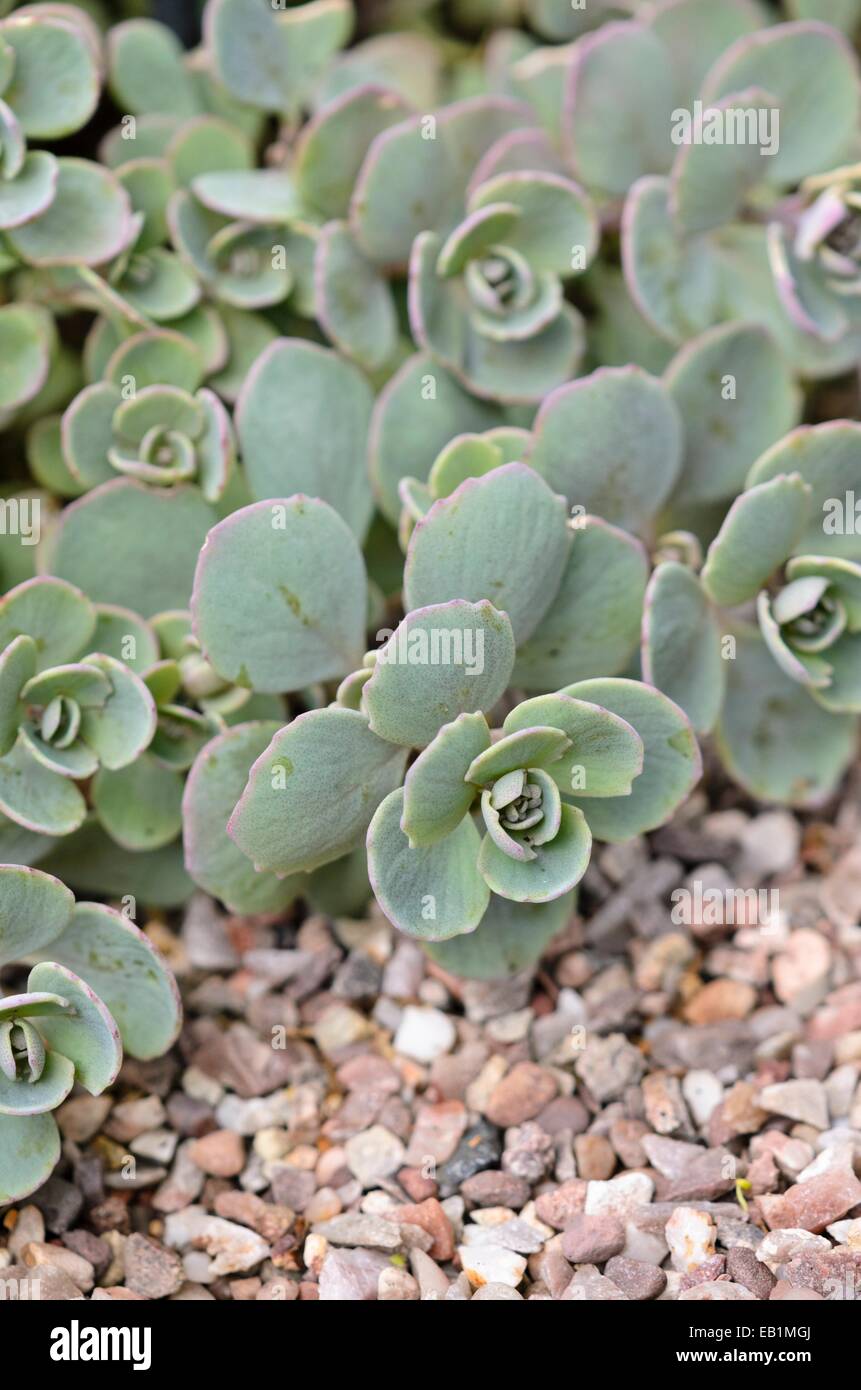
{"left": 0, "top": 862, "right": 73, "bottom": 969}
{"left": 514, "top": 516, "right": 649, "bottom": 690}
{"left": 228, "top": 707, "right": 406, "bottom": 876}
{"left": 367, "top": 786, "right": 490, "bottom": 941}
{"left": 528, "top": 364, "right": 683, "bottom": 531}
{"left": 77, "top": 653, "right": 157, "bottom": 771}
{"left": 6, "top": 158, "right": 132, "bottom": 268}
{"left": 641, "top": 561, "right": 725, "bottom": 734}
{"left": 236, "top": 338, "right": 374, "bottom": 541}
{"left": 0, "top": 634, "right": 35, "bottom": 757}
{"left": 404, "top": 463, "right": 571, "bottom": 645}
{"left": 701, "top": 473, "right": 811, "bottom": 608}
{"left": 191, "top": 497, "right": 367, "bottom": 693}
{"left": 26, "top": 961, "right": 121, "bottom": 1095}
{"left": 0, "top": 1048, "right": 74, "bottom": 1116}
{"left": 401, "top": 711, "right": 490, "bottom": 848}
{"left": 108, "top": 18, "right": 198, "bottom": 118}
{"left": 0, "top": 1110, "right": 60, "bottom": 1203}
{"left": 665, "top": 322, "right": 801, "bottom": 505}
{"left": 715, "top": 626, "right": 857, "bottom": 804}
{"left": 562, "top": 677, "right": 702, "bottom": 841}
{"left": 315, "top": 220, "right": 397, "bottom": 372}
{"left": 0, "top": 737, "right": 87, "bottom": 836}
{"left": 50, "top": 479, "right": 215, "bottom": 617}
{"left": 93, "top": 754, "right": 182, "bottom": 851}
{"left": 1, "top": 14, "right": 100, "bottom": 137}
{"left": 0, "top": 577, "right": 95, "bottom": 671}
{"left": 364, "top": 600, "right": 515, "bottom": 749}
{"left": 423, "top": 889, "right": 574, "bottom": 980}
{"left": 182, "top": 721, "right": 305, "bottom": 914}
{"left": 477, "top": 803, "right": 591, "bottom": 903}
{"left": 747, "top": 421, "right": 861, "bottom": 562}
{"left": 502, "top": 693, "right": 645, "bottom": 797}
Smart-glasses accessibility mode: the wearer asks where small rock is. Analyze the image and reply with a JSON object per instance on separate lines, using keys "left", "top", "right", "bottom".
{"left": 318, "top": 1247, "right": 389, "bottom": 1300}
{"left": 760, "top": 1169, "right": 861, "bottom": 1232}
{"left": 314, "top": 1214, "right": 401, "bottom": 1251}
{"left": 535, "top": 1180, "right": 588, "bottom": 1230}
{"left": 604, "top": 1255, "right": 666, "bottom": 1300}
{"left": 679, "top": 1281, "right": 757, "bottom": 1301}
{"left": 471, "top": 1282, "right": 523, "bottom": 1300}
{"left": 573, "top": 1134, "right": 616, "bottom": 1181}
{"left": 188, "top": 1129, "right": 246, "bottom": 1178}
{"left": 585, "top": 1172, "right": 654, "bottom": 1219}
{"left": 665, "top": 1207, "right": 716, "bottom": 1274}
{"left": 484, "top": 1062, "right": 558, "bottom": 1127}
{"left": 124, "top": 1234, "right": 184, "bottom": 1299}
{"left": 460, "top": 1170, "right": 529, "bottom": 1209}
{"left": 344, "top": 1125, "right": 406, "bottom": 1187}
{"left": 382, "top": 1198, "right": 454, "bottom": 1261}
{"left": 458, "top": 1243, "right": 526, "bottom": 1289}
{"left": 164, "top": 1207, "right": 270, "bottom": 1275}
{"left": 683, "top": 980, "right": 757, "bottom": 1026}
{"left": 404, "top": 1100, "right": 467, "bottom": 1167}
{"left": 642, "top": 1071, "right": 692, "bottom": 1135}
{"left": 393, "top": 1005, "right": 456, "bottom": 1064}
{"left": 561, "top": 1214, "right": 625, "bottom": 1264}
{"left": 759, "top": 1079, "right": 828, "bottom": 1130}
{"left": 727, "top": 1246, "right": 777, "bottom": 1299}
{"left": 378, "top": 1266, "right": 420, "bottom": 1300}
{"left": 575, "top": 1034, "right": 644, "bottom": 1102}
{"left": 56, "top": 1094, "right": 112, "bottom": 1143}
{"left": 562, "top": 1264, "right": 628, "bottom": 1301}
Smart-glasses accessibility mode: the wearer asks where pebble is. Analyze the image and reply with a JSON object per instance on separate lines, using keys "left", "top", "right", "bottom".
{"left": 678, "top": 1281, "right": 757, "bottom": 1301}
{"left": 106, "top": 1096, "right": 167, "bottom": 1143}
{"left": 471, "top": 1282, "right": 523, "bottom": 1300}
{"left": 756, "top": 1228, "right": 831, "bottom": 1274}
{"left": 393, "top": 1005, "right": 456, "bottom": 1063}
{"left": 760, "top": 1169, "right": 861, "bottom": 1232}
{"left": 585, "top": 1172, "right": 654, "bottom": 1219}
{"left": 573, "top": 1134, "right": 616, "bottom": 1181}
{"left": 344, "top": 1126, "right": 406, "bottom": 1187}
{"left": 759, "top": 1079, "right": 828, "bottom": 1130}
{"left": 604, "top": 1255, "right": 666, "bottom": 1300}
{"left": 575, "top": 1034, "right": 644, "bottom": 1102}
{"left": 436, "top": 1120, "right": 501, "bottom": 1197}
{"left": 378, "top": 1267, "right": 420, "bottom": 1300}
{"left": 313, "top": 1214, "right": 401, "bottom": 1251}
{"left": 318, "top": 1247, "right": 390, "bottom": 1300}
{"left": 56, "top": 1095, "right": 112, "bottom": 1143}
{"left": 642, "top": 1071, "right": 692, "bottom": 1135}
{"left": 460, "top": 1170, "right": 529, "bottom": 1209}
{"left": 484, "top": 1062, "right": 558, "bottom": 1127}
{"left": 561, "top": 1214, "right": 625, "bottom": 1264}
{"left": 683, "top": 980, "right": 757, "bottom": 1025}
{"left": 404, "top": 1100, "right": 467, "bottom": 1167}
{"left": 189, "top": 1129, "right": 246, "bottom": 1177}
{"left": 562, "top": 1264, "right": 628, "bottom": 1300}
{"left": 665, "top": 1207, "right": 716, "bottom": 1274}
{"left": 164, "top": 1207, "right": 271, "bottom": 1275}
{"left": 0, "top": 1263, "right": 83, "bottom": 1300}
{"left": 123, "top": 1234, "right": 184, "bottom": 1299}
{"left": 773, "top": 930, "right": 831, "bottom": 1010}
{"left": 502, "top": 1121, "right": 555, "bottom": 1182}
{"left": 458, "top": 1243, "right": 526, "bottom": 1290}
{"left": 727, "top": 1246, "right": 777, "bottom": 1299}
{"left": 384, "top": 1198, "right": 454, "bottom": 1261}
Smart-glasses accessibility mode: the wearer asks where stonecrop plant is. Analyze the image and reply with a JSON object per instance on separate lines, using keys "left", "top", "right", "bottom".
{"left": 1, "top": 0, "right": 861, "bottom": 1200}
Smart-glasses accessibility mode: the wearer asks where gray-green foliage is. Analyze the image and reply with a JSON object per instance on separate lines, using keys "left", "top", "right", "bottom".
{"left": 2, "top": 0, "right": 861, "bottom": 1197}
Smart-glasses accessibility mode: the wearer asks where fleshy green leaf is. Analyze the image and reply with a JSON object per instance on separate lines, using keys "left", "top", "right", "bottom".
{"left": 363, "top": 600, "right": 515, "bottom": 748}
{"left": 701, "top": 473, "right": 811, "bottom": 607}
{"left": 1, "top": 14, "right": 100, "bottom": 137}
{"left": 747, "top": 421, "right": 861, "bottom": 562}
{"left": 562, "top": 677, "right": 701, "bottom": 841}
{"left": 0, "top": 303, "right": 52, "bottom": 409}
{"left": 642, "top": 561, "right": 725, "bottom": 734}
{"left": 401, "top": 711, "right": 490, "bottom": 848}
{"left": 367, "top": 786, "right": 489, "bottom": 940}
{"left": 502, "top": 693, "right": 644, "bottom": 797}
{"left": 0, "top": 1048, "right": 74, "bottom": 1116}
{"left": 294, "top": 84, "right": 413, "bottom": 220}
{"left": 183, "top": 721, "right": 306, "bottom": 914}
{"left": 369, "top": 352, "right": 503, "bottom": 525}
{"left": 665, "top": 322, "right": 801, "bottom": 505}
{"left": 0, "top": 737, "right": 87, "bottom": 836}
{"left": 6, "top": 158, "right": 132, "bottom": 268}
{"left": 0, "top": 1110, "right": 60, "bottom": 1203}
{"left": 563, "top": 20, "right": 674, "bottom": 196}
{"left": 191, "top": 497, "right": 367, "bottom": 693}
{"left": 477, "top": 802, "right": 591, "bottom": 902}
{"left": 108, "top": 18, "right": 198, "bottom": 118}
{"left": 26, "top": 961, "right": 122, "bottom": 1095}
{"left": 0, "top": 634, "right": 35, "bottom": 757}
{"left": 715, "top": 626, "right": 857, "bottom": 804}
{"left": 30, "top": 901, "right": 182, "bottom": 1060}
{"left": 0, "top": 577, "right": 95, "bottom": 672}
{"left": 50, "top": 479, "right": 215, "bottom": 617}
{"left": 514, "top": 516, "right": 648, "bottom": 690}
{"left": 528, "top": 364, "right": 683, "bottom": 531}
{"left": 315, "top": 220, "right": 397, "bottom": 372}
{"left": 404, "top": 463, "right": 571, "bottom": 644}
{"left": 236, "top": 338, "right": 374, "bottom": 541}
{"left": 77, "top": 653, "right": 157, "bottom": 771}
{"left": 465, "top": 726, "right": 571, "bottom": 784}
{"left": 0, "top": 863, "right": 74, "bottom": 969}
{"left": 228, "top": 707, "right": 406, "bottom": 876}
{"left": 93, "top": 754, "right": 183, "bottom": 851}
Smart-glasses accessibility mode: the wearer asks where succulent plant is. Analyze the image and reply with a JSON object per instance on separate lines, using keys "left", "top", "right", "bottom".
{"left": 0, "top": 864, "right": 180, "bottom": 1203}
{"left": 0, "top": 0, "right": 857, "bottom": 1013}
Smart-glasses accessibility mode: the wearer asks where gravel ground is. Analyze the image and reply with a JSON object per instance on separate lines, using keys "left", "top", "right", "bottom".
{"left": 3, "top": 763, "right": 861, "bottom": 1302}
